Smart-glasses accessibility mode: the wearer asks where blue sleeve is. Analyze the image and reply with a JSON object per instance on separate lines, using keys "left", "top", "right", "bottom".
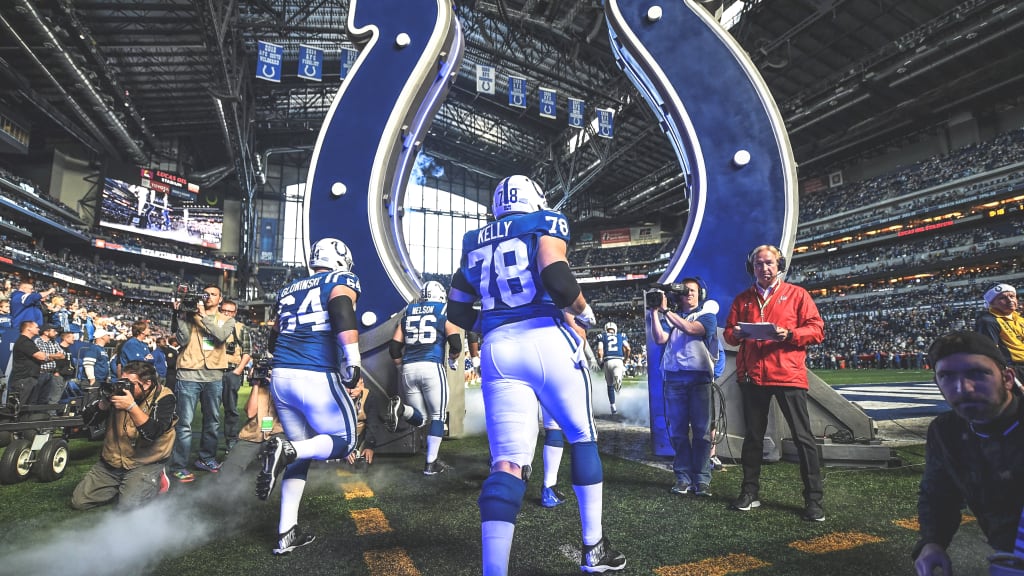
{"left": 697, "top": 313, "right": 717, "bottom": 350}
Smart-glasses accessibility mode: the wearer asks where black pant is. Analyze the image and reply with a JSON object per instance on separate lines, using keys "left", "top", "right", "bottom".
{"left": 739, "top": 382, "right": 823, "bottom": 504}
{"left": 221, "top": 369, "right": 243, "bottom": 443}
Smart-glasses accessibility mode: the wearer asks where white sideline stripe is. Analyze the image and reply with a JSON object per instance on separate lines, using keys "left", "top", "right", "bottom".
{"left": 847, "top": 401, "right": 936, "bottom": 410}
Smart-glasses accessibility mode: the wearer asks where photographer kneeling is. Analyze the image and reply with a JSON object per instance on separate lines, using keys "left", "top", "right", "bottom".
{"left": 71, "top": 361, "right": 177, "bottom": 510}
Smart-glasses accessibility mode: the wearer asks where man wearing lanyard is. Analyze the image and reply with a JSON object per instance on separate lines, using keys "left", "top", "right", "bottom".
{"left": 723, "top": 244, "right": 826, "bottom": 521}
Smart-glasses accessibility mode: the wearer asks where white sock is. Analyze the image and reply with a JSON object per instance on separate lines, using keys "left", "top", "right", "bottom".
{"left": 543, "top": 445, "right": 563, "bottom": 487}
{"left": 278, "top": 477, "right": 305, "bottom": 534}
{"left": 426, "top": 434, "right": 442, "bottom": 463}
{"left": 573, "top": 482, "right": 604, "bottom": 546}
{"left": 293, "top": 435, "right": 333, "bottom": 460}
{"left": 481, "top": 520, "right": 515, "bottom": 576}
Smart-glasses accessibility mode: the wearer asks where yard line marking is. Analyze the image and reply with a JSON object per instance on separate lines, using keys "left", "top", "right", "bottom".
{"left": 341, "top": 480, "right": 374, "bottom": 499}
{"left": 895, "top": 515, "right": 974, "bottom": 531}
{"left": 653, "top": 553, "right": 770, "bottom": 575}
{"left": 351, "top": 508, "right": 392, "bottom": 535}
{"left": 364, "top": 548, "right": 421, "bottom": 576}
{"left": 789, "top": 531, "right": 883, "bottom": 554}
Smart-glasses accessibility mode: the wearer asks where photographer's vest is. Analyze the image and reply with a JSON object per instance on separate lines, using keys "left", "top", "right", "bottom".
{"left": 101, "top": 386, "right": 177, "bottom": 469}
{"left": 177, "top": 312, "right": 231, "bottom": 371}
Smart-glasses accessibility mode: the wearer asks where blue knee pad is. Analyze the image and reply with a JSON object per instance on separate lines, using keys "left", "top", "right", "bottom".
{"left": 428, "top": 419, "right": 445, "bottom": 437}
{"left": 283, "top": 458, "right": 311, "bottom": 481}
{"left": 544, "top": 428, "right": 564, "bottom": 448}
{"left": 478, "top": 472, "right": 526, "bottom": 524}
{"left": 570, "top": 441, "right": 603, "bottom": 486}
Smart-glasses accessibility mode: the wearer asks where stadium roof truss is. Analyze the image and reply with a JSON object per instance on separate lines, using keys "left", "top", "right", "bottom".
{"left": 0, "top": 0, "right": 1022, "bottom": 227}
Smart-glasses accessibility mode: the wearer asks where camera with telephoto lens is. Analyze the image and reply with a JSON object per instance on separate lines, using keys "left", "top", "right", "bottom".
{"left": 176, "top": 283, "right": 209, "bottom": 310}
{"left": 100, "top": 378, "right": 133, "bottom": 400}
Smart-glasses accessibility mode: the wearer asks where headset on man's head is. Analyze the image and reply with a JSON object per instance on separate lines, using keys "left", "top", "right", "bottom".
{"left": 745, "top": 245, "right": 788, "bottom": 276}
{"left": 679, "top": 276, "right": 709, "bottom": 305}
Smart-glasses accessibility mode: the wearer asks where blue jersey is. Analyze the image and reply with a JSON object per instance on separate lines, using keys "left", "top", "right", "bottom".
{"left": 10, "top": 290, "right": 44, "bottom": 326}
{"left": 399, "top": 300, "right": 448, "bottom": 364}
{"left": 599, "top": 333, "right": 630, "bottom": 360}
{"left": 273, "top": 270, "right": 361, "bottom": 370}
{"left": 77, "top": 342, "right": 111, "bottom": 384}
{"left": 458, "top": 209, "right": 570, "bottom": 335}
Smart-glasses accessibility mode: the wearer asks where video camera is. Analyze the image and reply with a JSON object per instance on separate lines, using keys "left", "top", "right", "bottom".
{"left": 99, "top": 378, "right": 133, "bottom": 400}
{"left": 645, "top": 283, "right": 689, "bottom": 309}
{"left": 175, "top": 283, "right": 210, "bottom": 310}
{"left": 250, "top": 357, "right": 272, "bottom": 386}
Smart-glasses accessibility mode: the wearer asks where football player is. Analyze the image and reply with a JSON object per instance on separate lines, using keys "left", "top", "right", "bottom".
{"left": 448, "top": 175, "right": 626, "bottom": 574}
{"left": 257, "top": 237, "right": 362, "bottom": 555}
{"left": 597, "top": 322, "right": 631, "bottom": 414}
{"left": 388, "top": 280, "right": 462, "bottom": 475}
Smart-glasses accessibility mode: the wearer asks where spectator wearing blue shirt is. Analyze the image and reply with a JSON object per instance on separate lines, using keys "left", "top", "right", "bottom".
{"left": 10, "top": 279, "right": 55, "bottom": 326}
{"left": 117, "top": 320, "right": 154, "bottom": 377}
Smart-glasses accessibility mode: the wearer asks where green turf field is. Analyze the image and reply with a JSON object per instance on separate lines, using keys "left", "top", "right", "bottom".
{"left": 0, "top": 377, "right": 979, "bottom": 576}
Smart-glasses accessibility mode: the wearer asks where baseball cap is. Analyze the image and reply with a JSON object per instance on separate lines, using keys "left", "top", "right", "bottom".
{"left": 93, "top": 328, "right": 113, "bottom": 339}
{"left": 40, "top": 323, "right": 60, "bottom": 333}
{"left": 927, "top": 330, "right": 1006, "bottom": 370}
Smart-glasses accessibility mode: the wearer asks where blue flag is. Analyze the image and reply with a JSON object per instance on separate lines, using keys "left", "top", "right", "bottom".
{"left": 298, "top": 45, "right": 323, "bottom": 81}
{"left": 539, "top": 88, "right": 557, "bottom": 119}
{"left": 508, "top": 76, "right": 527, "bottom": 109}
{"left": 256, "top": 41, "right": 283, "bottom": 83}
{"left": 568, "top": 98, "right": 585, "bottom": 128}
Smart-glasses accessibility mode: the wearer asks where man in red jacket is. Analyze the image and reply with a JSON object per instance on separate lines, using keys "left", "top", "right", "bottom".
{"left": 723, "top": 244, "right": 826, "bottom": 521}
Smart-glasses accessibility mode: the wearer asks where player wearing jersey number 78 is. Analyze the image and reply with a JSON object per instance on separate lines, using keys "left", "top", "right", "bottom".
{"left": 447, "top": 175, "right": 625, "bottom": 575}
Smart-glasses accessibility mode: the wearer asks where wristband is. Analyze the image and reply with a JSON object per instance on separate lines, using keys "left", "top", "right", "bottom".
{"left": 127, "top": 402, "right": 137, "bottom": 411}
{"left": 342, "top": 341, "right": 361, "bottom": 366}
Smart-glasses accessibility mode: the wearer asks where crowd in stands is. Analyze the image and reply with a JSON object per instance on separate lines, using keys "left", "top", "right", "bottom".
{"left": 4, "top": 125, "right": 1024, "bottom": 379}
{"left": 0, "top": 165, "right": 82, "bottom": 221}
{"left": 790, "top": 216, "right": 1024, "bottom": 285}
{"left": 569, "top": 242, "right": 669, "bottom": 268}
{"left": 1, "top": 236, "right": 194, "bottom": 303}
{"left": 93, "top": 229, "right": 239, "bottom": 266}
{"left": 800, "top": 127, "right": 1024, "bottom": 225}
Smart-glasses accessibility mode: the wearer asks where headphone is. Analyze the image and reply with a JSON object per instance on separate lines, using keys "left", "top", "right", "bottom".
{"left": 680, "top": 276, "right": 708, "bottom": 304}
{"left": 745, "top": 245, "right": 788, "bottom": 276}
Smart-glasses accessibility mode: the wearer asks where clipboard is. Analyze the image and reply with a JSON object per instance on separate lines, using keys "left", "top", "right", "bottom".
{"left": 738, "top": 322, "right": 778, "bottom": 340}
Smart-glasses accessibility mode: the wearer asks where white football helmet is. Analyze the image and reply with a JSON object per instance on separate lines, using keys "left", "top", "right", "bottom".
{"left": 309, "top": 237, "right": 354, "bottom": 272}
{"left": 420, "top": 280, "right": 447, "bottom": 303}
{"left": 605, "top": 322, "right": 617, "bottom": 334}
{"left": 492, "top": 175, "right": 548, "bottom": 219}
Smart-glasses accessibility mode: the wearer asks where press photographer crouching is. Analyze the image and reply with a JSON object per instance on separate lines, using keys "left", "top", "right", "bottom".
{"left": 71, "top": 361, "right": 177, "bottom": 510}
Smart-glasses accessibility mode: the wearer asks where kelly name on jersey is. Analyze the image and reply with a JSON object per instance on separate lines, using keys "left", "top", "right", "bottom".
{"left": 460, "top": 209, "right": 570, "bottom": 335}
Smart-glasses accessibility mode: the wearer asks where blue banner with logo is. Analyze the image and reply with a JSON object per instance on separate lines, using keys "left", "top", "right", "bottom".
{"left": 508, "top": 76, "right": 527, "bottom": 109}
{"left": 298, "top": 45, "right": 323, "bottom": 81}
{"left": 597, "top": 108, "right": 615, "bottom": 139}
{"left": 256, "top": 41, "right": 283, "bottom": 83}
{"left": 476, "top": 64, "right": 495, "bottom": 94}
{"left": 568, "top": 97, "right": 585, "bottom": 128}
{"left": 340, "top": 47, "right": 359, "bottom": 79}
{"left": 539, "top": 87, "right": 557, "bottom": 119}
